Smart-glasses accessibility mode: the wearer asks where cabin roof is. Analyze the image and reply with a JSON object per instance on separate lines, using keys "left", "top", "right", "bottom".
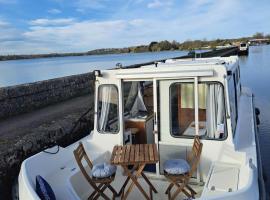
{"left": 140, "top": 56, "right": 238, "bottom": 70}
{"left": 101, "top": 56, "right": 238, "bottom": 79}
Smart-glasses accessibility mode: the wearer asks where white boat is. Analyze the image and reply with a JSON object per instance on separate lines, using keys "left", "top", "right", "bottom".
{"left": 238, "top": 43, "right": 249, "bottom": 55}
{"left": 18, "top": 56, "right": 265, "bottom": 200}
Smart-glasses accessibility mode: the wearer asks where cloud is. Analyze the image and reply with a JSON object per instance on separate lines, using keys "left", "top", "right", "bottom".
{"left": 18, "top": 18, "right": 159, "bottom": 54}
{"left": 147, "top": 0, "right": 173, "bottom": 9}
{"left": 0, "top": 21, "right": 24, "bottom": 45}
{"left": 48, "top": 8, "right": 62, "bottom": 14}
{"left": 29, "top": 18, "right": 76, "bottom": 26}
{"left": 0, "top": 19, "right": 9, "bottom": 26}
{"left": 1, "top": 0, "right": 270, "bottom": 54}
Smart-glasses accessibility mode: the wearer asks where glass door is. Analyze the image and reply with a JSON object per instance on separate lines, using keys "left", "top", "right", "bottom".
{"left": 154, "top": 78, "right": 200, "bottom": 176}
{"left": 92, "top": 75, "right": 123, "bottom": 152}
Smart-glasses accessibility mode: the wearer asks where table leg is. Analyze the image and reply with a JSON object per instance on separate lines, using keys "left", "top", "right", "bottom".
{"left": 118, "top": 164, "right": 139, "bottom": 196}
{"left": 122, "top": 164, "right": 151, "bottom": 200}
{"left": 118, "top": 176, "right": 130, "bottom": 196}
{"left": 141, "top": 172, "right": 158, "bottom": 193}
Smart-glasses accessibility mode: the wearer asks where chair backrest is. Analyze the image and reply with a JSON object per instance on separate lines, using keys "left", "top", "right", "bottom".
{"left": 187, "top": 136, "right": 203, "bottom": 177}
{"left": 73, "top": 142, "right": 93, "bottom": 184}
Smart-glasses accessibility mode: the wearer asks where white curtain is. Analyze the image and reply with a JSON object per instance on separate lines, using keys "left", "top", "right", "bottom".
{"left": 181, "top": 84, "right": 206, "bottom": 109}
{"left": 206, "top": 84, "right": 224, "bottom": 138}
{"left": 131, "top": 83, "right": 147, "bottom": 116}
{"left": 125, "top": 82, "right": 138, "bottom": 110}
{"left": 98, "top": 86, "right": 112, "bottom": 131}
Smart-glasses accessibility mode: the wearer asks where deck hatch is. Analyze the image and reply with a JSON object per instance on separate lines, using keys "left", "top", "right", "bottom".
{"left": 207, "top": 163, "right": 239, "bottom": 192}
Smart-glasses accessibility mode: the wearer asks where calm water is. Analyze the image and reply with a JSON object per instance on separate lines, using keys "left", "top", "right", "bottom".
{"left": 0, "top": 50, "right": 187, "bottom": 87}
{"left": 239, "top": 45, "right": 270, "bottom": 194}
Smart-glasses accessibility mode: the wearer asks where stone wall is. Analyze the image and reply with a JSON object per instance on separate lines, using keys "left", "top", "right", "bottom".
{"left": 0, "top": 110, "right": 94, "bottom": 200}
{"left": 0, "top": 72, "right": 95, "bottom": 119}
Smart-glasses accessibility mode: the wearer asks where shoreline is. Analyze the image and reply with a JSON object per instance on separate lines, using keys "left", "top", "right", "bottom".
{"left": 0, "top": 49, "right": 193, "bottom": 62}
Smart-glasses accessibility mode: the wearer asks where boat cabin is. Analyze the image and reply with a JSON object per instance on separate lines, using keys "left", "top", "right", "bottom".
{"left": 19, "top": 56, "right": 262, "bottom": 200}
{"left": 92, "top": 56, "right": 241, "bottom": 174}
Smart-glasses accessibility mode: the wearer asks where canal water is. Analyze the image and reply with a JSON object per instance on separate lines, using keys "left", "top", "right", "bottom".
{"left": 0, "top": 50, "right": 187, "bottom": 87}
{"left": 239, "top": 45, "right": 270, "bottom": 195}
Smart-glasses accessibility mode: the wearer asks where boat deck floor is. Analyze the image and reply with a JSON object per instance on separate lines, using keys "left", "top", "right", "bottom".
{"left": 78, "top": 169, "right": 203, "bottom": 200}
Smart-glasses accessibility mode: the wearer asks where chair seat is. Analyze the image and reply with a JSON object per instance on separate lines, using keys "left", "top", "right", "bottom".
{"left": 91, "top": 163, "right": 117, "bottom": 178}
{"left": 164, "top": 159, "right": 190, "bottom": 175}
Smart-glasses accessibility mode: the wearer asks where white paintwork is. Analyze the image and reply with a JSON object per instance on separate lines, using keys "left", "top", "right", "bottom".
{"left": 194, "top": 76, "right": 199, "bottom": 136}
{"left": 116, "top": 69, "right": 214, "bottom": 79}
{"left": 153, "top": 78, "right": 160, "bottom": 175}
{"left": 18, "top": 56, "right": 265, "bottom": 200}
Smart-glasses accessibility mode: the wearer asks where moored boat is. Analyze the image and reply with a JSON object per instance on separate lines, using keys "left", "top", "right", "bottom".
{"left": 18, "top": 56, "right": 265, "bottom": 200}
{"left": 238, "top": 43, "right": 249, "bottom": 55}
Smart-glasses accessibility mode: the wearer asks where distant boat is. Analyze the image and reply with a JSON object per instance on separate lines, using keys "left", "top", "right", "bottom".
{"left": 249, "top": 38, "right": 270, "bottom": 46}
{"left": 215, "top": 44, "right": 235, "bottom": 50}
{"left": 238, "top": 42, "right": 249, "bottom": 55}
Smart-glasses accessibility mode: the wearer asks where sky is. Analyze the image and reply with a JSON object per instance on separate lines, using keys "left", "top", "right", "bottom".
{"left": 0, "top": 0, "right": 270, "bottom": 55}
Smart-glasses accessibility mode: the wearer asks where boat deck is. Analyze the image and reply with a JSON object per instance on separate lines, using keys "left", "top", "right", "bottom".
{"left": 77, "top": 168, "right": 204, "bottom": 200}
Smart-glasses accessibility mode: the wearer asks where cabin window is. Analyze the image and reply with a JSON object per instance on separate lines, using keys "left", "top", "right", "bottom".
{"left": 97, "top": 85, "right": 119, "bottom": 133}
{"left": 170, "top": 82, "right": 226, "bottom": 139}
{"left": 123, "top": 81, "right": 151, "bottom": 115}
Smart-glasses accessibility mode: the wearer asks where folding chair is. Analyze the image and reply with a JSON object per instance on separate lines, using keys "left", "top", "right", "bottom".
{"left": 164, "top": 136, "right": 203, "bottom": 200}
{"left": 73, "top": 142, "right": 118, "bottom": 200}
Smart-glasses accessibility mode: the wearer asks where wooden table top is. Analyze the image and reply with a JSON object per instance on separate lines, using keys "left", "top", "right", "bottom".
{"left": 111, "top": 144, "right": 159, "bottom": 165}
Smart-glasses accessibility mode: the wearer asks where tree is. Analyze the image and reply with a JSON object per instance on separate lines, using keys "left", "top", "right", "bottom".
{"left": 158, "top": 40, "right": 172, "bottom": 51}
{"left": 265, "top": 34, "right": 270, "bottom": 39}
{"left": 148, "top": 41, "right": 159, "bottom": 51}
{"left": 171, "top": 40, "right": 179, "bottom": 49}
{"left": 253, "top": 32, "right": 264, "bottom": 39}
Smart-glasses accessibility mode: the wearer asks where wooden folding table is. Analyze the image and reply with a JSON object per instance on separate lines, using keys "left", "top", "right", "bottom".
{"left": 111, "top": 144, "right": 159, "bottom": 200}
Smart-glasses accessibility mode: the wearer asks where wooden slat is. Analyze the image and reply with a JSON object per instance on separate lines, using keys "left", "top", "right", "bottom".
{"left": 135, "top": 144, "right": 140, "bottom": 162}
{"left": 153, "top": 144, "right": 158, "bottom": 162}
{"left": 144, "top": 144, "right": 149, "bottom": 162}
{"left": 114, "top": 146, "right": 122, "bottom": 164}
{"left": 113, "top": 146, "right": 118, "bottom": 164}
{"left": 111, "top": 144, "right": 159, "bottom": 165}
{"left": 124, "top": 145, "right": 131, "bottom": 163}
{"left": 130, "top": 145, "right": 135, "bottom": 162}
{"left": 149, "top": 144, "right": 154, "bottom": 161}
{"left": 111, "top": 145, "right": 118, "bottom": 164}
{"left": 139, "top": 144, "right": 144, "bottom": 162}
{"left": 120, "top": 145, "right": 126, "bottom": 163}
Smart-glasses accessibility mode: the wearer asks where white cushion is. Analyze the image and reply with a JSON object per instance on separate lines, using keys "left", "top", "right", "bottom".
{"left": 91, "top": 163, "right": 117, "bottom": 178}
{"left": 164, "top": 159, "right": 190, "bottom": 175}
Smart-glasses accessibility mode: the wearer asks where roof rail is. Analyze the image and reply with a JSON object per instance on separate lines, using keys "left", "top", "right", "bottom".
{"left": 112, "top": 47, "right": 237, "bottom": 70}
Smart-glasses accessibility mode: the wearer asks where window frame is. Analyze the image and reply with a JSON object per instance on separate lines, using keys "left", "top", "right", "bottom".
{"left": 233, "top": 73, "right": 238, "bottom": 121}
{"left": 169, "top": 81, "right": 228, "bottom": 141}
{"left": 231, "top": 72, "right": 239, "bottom": 137}
{"left": 96, "top": 84, "right": 120, "bottom": 134}
{"left": 228, "top": 75, "right": 238, "bottom": 137}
